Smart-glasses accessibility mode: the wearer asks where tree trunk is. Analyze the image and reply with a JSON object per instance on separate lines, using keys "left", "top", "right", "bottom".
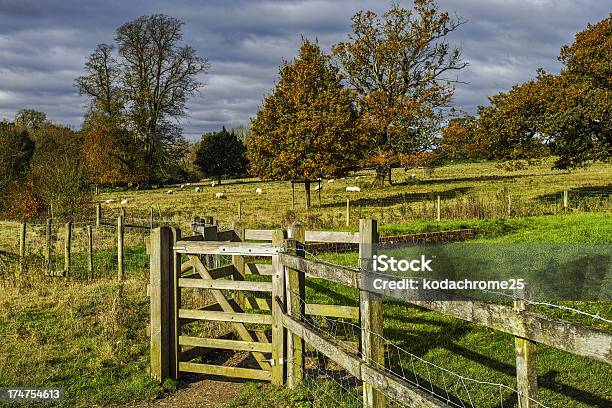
{"left": 218, "top": 174, "right": 222, "bottom": 185}
{"left": 304, "top": 179, "right": 311, "bottom": 208}
{"left": 375, "top": 166, "right": 387, "bottom": 186}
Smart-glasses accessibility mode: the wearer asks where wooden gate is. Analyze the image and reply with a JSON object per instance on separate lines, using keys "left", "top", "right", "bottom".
{"left": 149, "top": 220, "right": 286, "bottom": 383}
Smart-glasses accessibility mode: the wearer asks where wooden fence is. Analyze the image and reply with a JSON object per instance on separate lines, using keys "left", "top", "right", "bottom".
{"left": 6, "top": 216, "right": 150, "bottom": 280}
{"left": 146, "top": 217, "right": 611, "bottom": 407}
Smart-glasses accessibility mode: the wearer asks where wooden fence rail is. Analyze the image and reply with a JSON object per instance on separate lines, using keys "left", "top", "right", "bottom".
{"left": 149, "top": 216, "right": 611, "bottom": 408}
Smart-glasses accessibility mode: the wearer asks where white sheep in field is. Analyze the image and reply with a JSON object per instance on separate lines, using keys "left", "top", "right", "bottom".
{"left": 314, "top": 185, "right": 322, "bottom": 191}
{"left": 186, "top": 183, "right": 191, "bottom": 186}
{"left": 255, "top": 188, "right": 263, "bottom": 194}
{"left": 346, "top": 186, "right": 361, "bottom": 192}
{"left": 167, "top": 190, "right": 173, "bottom": 195}
{"left": 410, "top": 173, "right": 416, "bottom": 179}
{"left": 327, "top": 179, "right": 335, "bottom": 183}
{"left": 120, "top": 199, "right": 129, "bottom": 205}
{"left": 195, "top": 187, "right": 201, "bottom": 192}
{"left": 104, "top": 199, "right": 115, "bottom": 204}
{"left": 215, "top": 192, "right": 226, "bottom": 199}
{"left": 180, "top": 184, "right": 185, "bottom": 189}
{"left": 211, "top": 181, "right": 216, "bottom": 187}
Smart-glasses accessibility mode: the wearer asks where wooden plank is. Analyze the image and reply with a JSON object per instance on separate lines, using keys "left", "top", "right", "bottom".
{"left": 181, "top": 260, "right": 193, "bottom": 274}
{"left": 171, "top": 227, "right": 182, "bottom": 379}
{"left": 361, "top": 365, "right": 447, "bottom": 408}
{"left": 179, "top": 362, "right": 271, "bottom": 381}
{"left": 178, "top": 309, "right": 272, "bottom": 325}
{"left": 359, "top": 218, "right": 386, "bottom": 408}
{"left": 514, "top": 292, "right": 538, "bottom": 407}
{"left": 279, "top": 253, "right": 360, "bottom": 288}
{"left": 246, "top": 263, "right": 273, "bottom": 276}
{"left": 179, "top": 278, "right": 272, "bottom": 292}
{"left": 179, "top": 336, "right": 273, "bottom": 353}
{"left": 305, "top": 304, "right": 359, "bottom": 319}
{"left": 187, "top": 255, "right": 272, "bottom": 372}
{"left": 286, "top": 224, "right": 306, "bottom": 388}
{"left": 271, "top": 229, "right": 287, "bottom": 386}
{"left": 150, "top": 227, "right": 174, "bottom": 381}
{"left": 208, "top": 264, "right": 236, "bottom": 280}
{"left": 282, "top": 314, "right": 361, "bottom": 378}
{"left": 176, "top": 240, "right": 281, "bottom": 256}
{"left": 305, "top": 230, "right": 360, "bottom": 244}
{"left": 245, "top": 229, "right": 273, "bottom": 241}
{"left": 407, "top": 299, "right": 612, "bottom": 365}
{"left": 232, "top": 221, "right": 246, "bottom": 309}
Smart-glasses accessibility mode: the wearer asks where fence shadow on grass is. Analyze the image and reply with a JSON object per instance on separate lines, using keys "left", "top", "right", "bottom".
{"left": 319, "top": 187, "right": 472, "bottom": 209}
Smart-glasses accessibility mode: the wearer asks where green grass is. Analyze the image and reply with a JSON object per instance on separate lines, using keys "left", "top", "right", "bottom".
{"left": 0, "top": 277, "right": 165, "bottom": 407}
{"left": 95, "top": 158, "right": 611, "bottom": 229}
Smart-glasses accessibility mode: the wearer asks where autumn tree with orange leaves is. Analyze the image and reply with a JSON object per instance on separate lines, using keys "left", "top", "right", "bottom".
{"left": 247, "top": 39, "right": 360, "bottom": 207}
{"left": 333, "top": 0, "right": 466, "bottom": 185}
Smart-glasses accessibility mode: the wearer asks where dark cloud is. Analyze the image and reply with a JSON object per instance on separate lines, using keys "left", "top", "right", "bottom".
{"left": 0, "top": 0, "right": 608, "bottom": 138}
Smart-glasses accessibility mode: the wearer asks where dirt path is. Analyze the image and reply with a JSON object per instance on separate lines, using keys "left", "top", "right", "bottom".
{"left": 117, "top": 377, "right": 244, "bottom": 408}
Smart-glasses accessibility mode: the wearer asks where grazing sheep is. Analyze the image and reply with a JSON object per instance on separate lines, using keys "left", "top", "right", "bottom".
{"left": 186, "top": 183, "right": 191, "bottom": 186}
{"left": 255, "top": 188, "right": 263, "bottom": 194}
{"left": 167, "top": 190, "right": 173, "bottom": 195}
{"left": 211, "top": 181, "right": 216, "bottom": 187}
{"left": 215, "top": 192, "right": 226, "bottom": 199}
{"left": 104, "top": 199, "right": 115, "bottom": 204}
{"left": 327, "top": 179, "right": 335, "bottom": 183}
{"left": 314, "top": 185, "right": 322, "bottom": 191}
{"left": 410, "top": 173, "right": 416, "bottom": 179}
{"left": 346, "top": 186, "right": 361, "bottom": 192}
{"left": 180, "top": 184, "right": 185, "bottom": 189}
{"left": 120, "top": 199, "right": 129, "bottom": 205}
{"left": 195, "top": 187, "right": 201, "bottom": 192}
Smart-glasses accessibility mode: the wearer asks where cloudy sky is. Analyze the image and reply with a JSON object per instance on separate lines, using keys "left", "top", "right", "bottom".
{"left": 0, "top": 0, "right": 608, "bottom": 139}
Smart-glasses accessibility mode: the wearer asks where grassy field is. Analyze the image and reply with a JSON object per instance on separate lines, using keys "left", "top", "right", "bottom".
{"left": 96, "top": 158, "right": 611, "bottom": 229}
{"left": 0, "top": 159, "right": 609, "bottom": 407}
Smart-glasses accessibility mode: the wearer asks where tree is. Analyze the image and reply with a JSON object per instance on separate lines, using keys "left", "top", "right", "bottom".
{"left": 76, "top": 15, "right": 209, "bottom": 184}
{"left": 29, "top": 125, "right": 90, "bottom": 220}
{"left": 0, "top": 123, "right": 35, "bottom": 212}
{"left": 194, "top": 127, "right": 248, "bottom": 184}
{"left": 438, "top": 115, "right": 484, "bottom": 160}
{"left": 543, "top": 15, "right": 611, "bottom": 169}
{"left": 247, "top": 39, "right": 360, "bottom": 207}
{"left": 333, "top": 0, "right": 466, "bottom": 184}
{"left": 474, "top": 15, "right": 611, "bottom": 169}
{"left": 14, "top": 109, "right": 49, "bottom": 130}
{"left": 475, "top": 76, "right": 551, "bottom": 161}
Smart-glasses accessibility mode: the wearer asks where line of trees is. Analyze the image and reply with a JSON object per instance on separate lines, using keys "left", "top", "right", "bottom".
{"left": 439, "top": 14, "right": 611, "bottom": 170}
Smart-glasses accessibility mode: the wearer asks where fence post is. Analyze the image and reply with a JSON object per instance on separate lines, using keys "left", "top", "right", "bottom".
{"left": 171, "top": 227, "right": 182, "bottom": 379}
{"left": 563, "top": 190, "right": 569, "bottom": 210}
{"left": 514, "top": 288, "right": 537, "bottom": 407}
{"left": 359, "top": 219, "right": 386, "bottom": 408}
{"left": 271, "top": 228, "right": 287, "bottom": 386}
{"left": 507, "top": 194, "right": 512, "bottom": 217}
{"left": 87, "top": 225, "right": 93, "bottom": 279}
{"left": 64, "top": 222, "right": 71, "bottom": 276}
{"left": 346, "top": 198, "right": 350, "bottom": 227}
{"left": 117, "top": 215, "right": 124, "bottom": 281}
{"left": 232, "top": 220, "right": 246, "bottom": 309}
{"left": 237, "top": 201, "right": 242, "bottom": 220}
{"left": 150, "top": 226, "right": 177, "bottom": 381}
{"left": 286, "top": 222, "right": 306, "bottom": 388}
{"left": 436, "top": 195, "right": 441, "bottom": 221}
{"left": 18, "top": 222, "right": 26, "bottom": 279}
{"left": 96, "top": 203, "right": 102, "bottom": 226}
{"left": 45, "top": 219, "right": 52, "bottom": 273}
{"left": 291, "top": 182, "right": 295, "bottom": 210}
{"left": 150, "top": 207, "right": 154, "bottom": 229}
{"left": 120, "top": 207, "right": 126, "bottom": 220}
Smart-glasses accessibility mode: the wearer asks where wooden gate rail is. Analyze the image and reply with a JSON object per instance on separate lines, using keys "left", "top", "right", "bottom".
{"left": 151, "top": 217, "right": 612, "bottom": 408}
{"left": 282, "top": 313, "right": 446, "bottom": 408}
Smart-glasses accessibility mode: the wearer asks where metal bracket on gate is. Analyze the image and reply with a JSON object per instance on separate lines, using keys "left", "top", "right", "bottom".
{"left": 218, "top": 246, "right": 283, "bottom": 255}
{"left": 262, "top": 358, "right": 285, "bottom": 366}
